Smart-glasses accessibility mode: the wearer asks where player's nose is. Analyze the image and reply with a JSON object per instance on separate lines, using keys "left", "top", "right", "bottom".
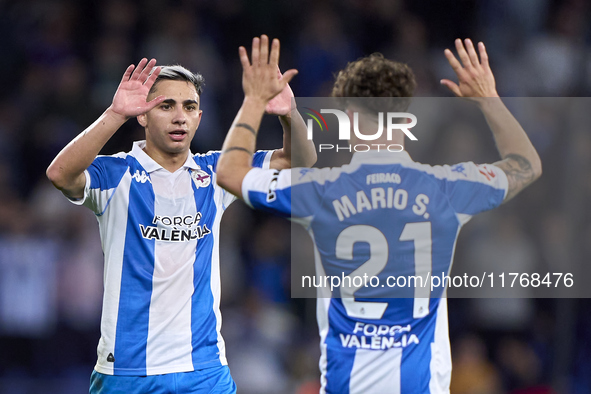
{"left": 172, "top": 106, "right": 186, "bottom": 124}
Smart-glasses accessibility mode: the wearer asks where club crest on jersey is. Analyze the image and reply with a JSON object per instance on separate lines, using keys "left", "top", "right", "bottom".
{"left": 191, "top": 169, "right": 211, "bottom": 188}
{"left": 131, "top": 170, "right": 151, "bottom": 183}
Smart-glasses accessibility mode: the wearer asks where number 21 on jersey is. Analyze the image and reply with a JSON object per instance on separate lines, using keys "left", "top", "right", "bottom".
{"left": 336, "top": 222, "right": 432, "bottom": 320}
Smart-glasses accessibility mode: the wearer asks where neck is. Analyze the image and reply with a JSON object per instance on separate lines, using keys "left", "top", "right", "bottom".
{"left": 143, "top": 143, "right": 189, "bottom": 172}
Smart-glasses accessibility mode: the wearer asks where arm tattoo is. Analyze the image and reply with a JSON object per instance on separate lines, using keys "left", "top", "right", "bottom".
{"left": 495, "top": 153, "right": 535, "bottom": 201}
{"left": 222, "top": 146, "right": 254, "bottom": 156}
{"left": 235, "top": 123, "right": 257, "bottom": 136}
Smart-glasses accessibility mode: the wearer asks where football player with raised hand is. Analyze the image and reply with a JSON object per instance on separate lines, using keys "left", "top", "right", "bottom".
{"left": 47, "top": 52, "right": 315, "bottom": 393}
{"left": 217, "top": 36, "right": 541, "bottom": 394}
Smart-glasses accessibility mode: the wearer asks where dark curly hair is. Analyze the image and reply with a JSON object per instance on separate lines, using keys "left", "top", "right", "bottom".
{"left": 331, "top": 53, "right": 416, "bottom": 112}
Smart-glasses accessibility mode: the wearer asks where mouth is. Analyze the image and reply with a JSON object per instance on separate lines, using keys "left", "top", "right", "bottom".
{"left": 169, "top": 129, "right": 188, "bottom": 141}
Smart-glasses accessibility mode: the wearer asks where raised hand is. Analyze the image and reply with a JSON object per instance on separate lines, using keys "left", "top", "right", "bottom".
{"left": 441, "top": 39, "right": 498, "bottom": 99}
{"left": 110, "top": 58, "right": 166, "bottom": 119}
{"left": 265, "top": 67, "right": 295, "bottom": 116}
{"left": 239, "top": 35, "right": 298, "bottom": 105}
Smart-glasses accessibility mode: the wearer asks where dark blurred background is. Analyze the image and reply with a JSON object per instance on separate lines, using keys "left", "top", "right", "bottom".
{"left": 1, "top": 0, "right": 591, "bottom": 393}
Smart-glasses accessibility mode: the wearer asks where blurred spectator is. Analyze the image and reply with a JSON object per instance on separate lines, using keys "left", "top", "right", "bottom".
{"left": 450, "top": 334, "right": 502, "bottom": 394}
{"left": 466, "top": 213, "right": 538, "bottom": 335}
{"left": 498, "top": 338, "right": 555, "bottom": 394}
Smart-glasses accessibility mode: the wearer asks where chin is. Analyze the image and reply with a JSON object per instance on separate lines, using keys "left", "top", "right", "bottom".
{"left": 168, "top": 145, "right": 190, "bottom": 154}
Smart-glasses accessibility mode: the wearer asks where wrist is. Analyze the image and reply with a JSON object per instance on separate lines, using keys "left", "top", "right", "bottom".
{"left": 474, "top": 94, "right": 501, "bottom": 108}
{"left": 279, "top": 111, "right": 292, "bottom": 124}
{"left": 105, "top": 106, "right": 130, "bottom": 125}
{"left": 103, "top": 106, "right": 129, "bottom": 126}
{"left": 243, "top": 96, "right": 268, "bottom": 113}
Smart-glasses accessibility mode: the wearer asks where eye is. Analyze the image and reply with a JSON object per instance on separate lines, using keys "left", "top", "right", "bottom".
{"left": 185, "top": 105, "right": 196, "bottom": 111}
{"left": 160, "top": 104, "right": 171, "bottom": 110}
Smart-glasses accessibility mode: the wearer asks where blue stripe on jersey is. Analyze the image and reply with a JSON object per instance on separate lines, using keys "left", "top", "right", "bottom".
{"left": 114, "top": 165, "right": 156, "bottom": 375}
{"left": 189, "top": 177, "right": 220, "bottom": 368}
{"left": 88, "top": 156, "right": 129, "bottom": 191}
{"left": 251, "top": 150, "right": 268, "bottom": 168}
{"left": 443, "top": 178, "right": 506, "bottom": 215}
{"left": 245, "top": 186, "right": 291, "bottom": 218}
{"left": 400, "top": 299, "right": 438, "bottom": 394}
{"left": 325, "top": 301, "right": 355, "bottom": 394}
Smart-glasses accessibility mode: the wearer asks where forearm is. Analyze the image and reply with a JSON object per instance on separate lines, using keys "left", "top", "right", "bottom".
{"left": 275, "top": 109, "right": 317, "bottom": 169}
{"left": 479, "top": 98, "right": 542, "bottom": 200}
{"left": 46, "top": 107, "right": 126, "bottom": 195}
{"left": 217, "top": 97, "right": 268, "bottom": 198}
{"left": 481, "top": 98, "right": 541, "bottom": 169}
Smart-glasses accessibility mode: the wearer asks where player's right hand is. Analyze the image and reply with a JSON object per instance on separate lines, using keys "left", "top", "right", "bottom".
{"left": 440, "top": 39, "right": 499, "bottom": 99}
{"left": 109, "top": 58, "right": 166, "bottom": 120}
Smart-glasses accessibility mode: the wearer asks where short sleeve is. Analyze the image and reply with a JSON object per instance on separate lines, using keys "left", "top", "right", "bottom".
{"left": 242, "top": 168, "right": 291, "bottom": 217}
{"left": 67, "top": 156, "right": 129, "bottom": 215}
{"left": 241, "top": 167, "right": 331, "bottom": 225}
{"left": 442, "top": 162, "right": 508, "bottom": 215}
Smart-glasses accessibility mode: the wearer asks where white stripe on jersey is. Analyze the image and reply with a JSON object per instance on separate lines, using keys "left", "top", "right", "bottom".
{"left": 314, "top": 229, "right": 332, "bottom": 394}
{"left": 429, "top": 299, "right": 452, "bottom": 394}
{"left": 349, "top": 347, "right": 402, "bottom": 393}
{"left": 146, "top": 168, "right": 197, "bottom": 374}
{"left": 210, "top": 169, "right": 228, "bottom": 365}
{"left": 95, "top": 170, "right": 132, "bottom": 375}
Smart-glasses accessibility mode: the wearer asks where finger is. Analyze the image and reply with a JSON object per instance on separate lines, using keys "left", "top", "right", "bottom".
{"left": 145, "top": 66, "right": 162, "bottom": 87}
{"left": 138, "top": 58, "right": 157, "bottom": 82}
{"left": 260, "top": 35, "right": 269, "bottom": 64}
{"left": 131, "top": 58, "right": 148, "bottom": 80}
{"left": 444, "top": 48, "right": 465, "bottom": 76}
{"left": 120, "top": 64, "right": 135, "bottom": 84}
{"left": 464, "top": 39, "right": 480, "bottom": 67}
{"left": 146, "top": 95, "right": 166, "bottom": 110}
{"left": 454, "top": 38, "right": 472, "bottom": 68}
{"left": 280, "top": 69, "right": 298, "bottom": 85}
{"left": 251, "top": 37, "right": 260, "bottom": 66}
{"left": 238, "top": 46, "right": 250, "bottom": 70}
{"left": 440, "top": 79, "right": 462, "bottom": 97}
{"left": 269, "top": 38, "right": 280, "bottom": 66}
{"left": 478, "top": 42, "right": 490, "bottom": 70}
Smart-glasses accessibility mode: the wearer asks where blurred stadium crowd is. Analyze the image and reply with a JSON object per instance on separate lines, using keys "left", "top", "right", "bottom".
{"left": 1, "top": 0, "right": 591, "bottom": 393}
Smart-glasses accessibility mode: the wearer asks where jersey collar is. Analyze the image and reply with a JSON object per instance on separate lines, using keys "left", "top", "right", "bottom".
{"left": 130, "top": 140, "right": 199, "bottom": 173}
{"left": 350, "top": 149, "right": 413, "bottom": 165}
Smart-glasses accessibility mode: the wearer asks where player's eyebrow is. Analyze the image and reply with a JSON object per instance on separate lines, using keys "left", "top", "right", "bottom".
{"left": 161, "top": 99, "right": 199, "bottom": 106}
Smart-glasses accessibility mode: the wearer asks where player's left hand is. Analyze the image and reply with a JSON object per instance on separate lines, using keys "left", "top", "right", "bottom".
{"left": 239, "top": 35, "right": 298, "bottom": 106}
{"left": 441, "top": 38, "right": 499, "bottom": 99}
{"left": 265, "top": 67, "right": 295, "bottom": 116}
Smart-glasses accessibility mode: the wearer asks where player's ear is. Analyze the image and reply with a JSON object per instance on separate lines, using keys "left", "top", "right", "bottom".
{"left": 137, "top": 114, "right": 147, "bottom": 127}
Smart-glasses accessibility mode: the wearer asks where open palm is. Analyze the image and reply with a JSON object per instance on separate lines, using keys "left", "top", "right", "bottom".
{"left": 265, "top": 67, "right": 295, "bottom": 116}
{"left": 239, "top": 36, "right": 298, "bottom": 106}
{"left": 441, "top": 39, "right": 498, "bottom": 99}
{"left": 111, "top": 58, "right": 166, "bottom": 119}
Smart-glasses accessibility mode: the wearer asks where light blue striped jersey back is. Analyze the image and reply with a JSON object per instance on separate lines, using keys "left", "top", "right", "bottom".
{"left": 241, "top": 150, "right": 508, "bottom": 394}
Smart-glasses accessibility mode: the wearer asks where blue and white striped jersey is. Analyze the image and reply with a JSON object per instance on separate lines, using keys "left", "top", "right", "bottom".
{"left": 241, "top": 150, "right": 508, "bottom": 394}
{"left": 69, "top": 141, "right": 272, "bottom": 376}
